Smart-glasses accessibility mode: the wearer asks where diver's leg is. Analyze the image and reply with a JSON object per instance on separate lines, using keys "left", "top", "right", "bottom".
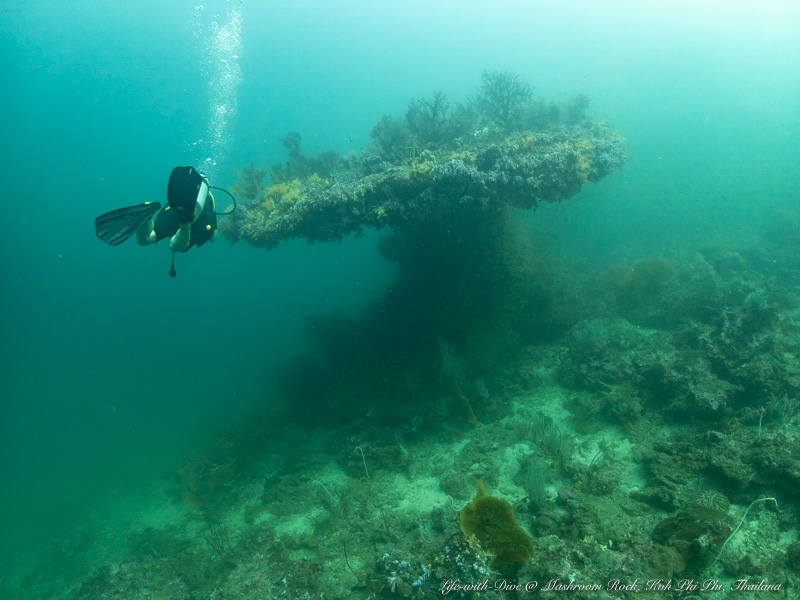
{"left": 136, "top": 215, "right": 157, "bottom": 245}
{"left": 169, "top": 222, "right": 192, "bottom": 252}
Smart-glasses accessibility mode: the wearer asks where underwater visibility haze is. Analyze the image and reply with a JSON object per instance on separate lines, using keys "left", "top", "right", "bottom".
{"left": 1, "top": 0, "right": 800, "bottom": 597}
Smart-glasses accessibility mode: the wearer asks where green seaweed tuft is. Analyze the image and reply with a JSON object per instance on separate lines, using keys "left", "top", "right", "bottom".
{"left": 459, "top": 480, "right": 534, "bottom": 570}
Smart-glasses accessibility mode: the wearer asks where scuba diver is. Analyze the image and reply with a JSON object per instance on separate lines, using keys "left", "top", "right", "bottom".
{"left": 95, "top": 166, "right": 235, "bottom": 277}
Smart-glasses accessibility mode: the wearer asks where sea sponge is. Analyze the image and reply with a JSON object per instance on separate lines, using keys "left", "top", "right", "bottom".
{"left": 460, "top": 480, "right": 534, "bottom": 568}
{"left": 623, "top": 257, "right": 675, "bottom": 296}
{"left": 713, "top": 251, "right": 746, "bottom": 278}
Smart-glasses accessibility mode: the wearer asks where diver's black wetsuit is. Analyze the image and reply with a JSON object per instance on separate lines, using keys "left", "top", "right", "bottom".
{"left": 153, "top": 194, "right": 217, "bottom": 249}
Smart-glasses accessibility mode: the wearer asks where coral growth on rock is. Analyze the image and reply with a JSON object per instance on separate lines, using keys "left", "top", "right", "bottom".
{"left": 219, "top": 74, "right": 626, "bottom": 250}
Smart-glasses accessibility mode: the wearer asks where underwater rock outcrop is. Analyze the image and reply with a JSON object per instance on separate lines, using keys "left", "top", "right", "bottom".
{"left": 224, "top": 75, "right": 628, "bottom": 425}
{"left": 220, "top": 77, "right": 626, "bottom": 250}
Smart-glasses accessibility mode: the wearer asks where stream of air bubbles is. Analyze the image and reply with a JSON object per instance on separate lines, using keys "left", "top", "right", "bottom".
{"left": 189, "top": 1, "right": 243, "bottom": 180}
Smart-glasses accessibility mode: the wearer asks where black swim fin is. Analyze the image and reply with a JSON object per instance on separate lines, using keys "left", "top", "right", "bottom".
{"left": 95, "top": 202, "right": 162, "bottom": 246}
